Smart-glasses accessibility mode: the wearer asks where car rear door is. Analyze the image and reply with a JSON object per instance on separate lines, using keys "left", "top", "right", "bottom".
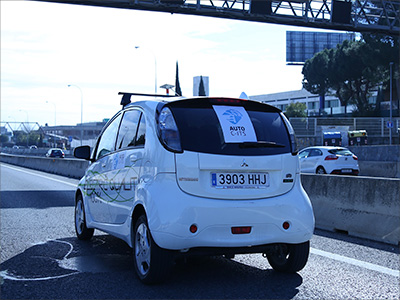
{"left": 303, "top": 148, "right": 323, "bottom": 173}
{"left": 107, "top": 108, "right": 145, "bottom": 224}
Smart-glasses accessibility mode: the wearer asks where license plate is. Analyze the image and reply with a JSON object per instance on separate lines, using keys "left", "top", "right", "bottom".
{"left": 342, "top": 169, "right": 352, "bottom": 173}
{"left": 211, "top": 172, "right": 269, "bottom": 189}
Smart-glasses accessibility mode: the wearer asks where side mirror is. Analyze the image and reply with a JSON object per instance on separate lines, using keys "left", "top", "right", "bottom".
{"left": 74, "top": 145, "right": 91, "bottom": 161}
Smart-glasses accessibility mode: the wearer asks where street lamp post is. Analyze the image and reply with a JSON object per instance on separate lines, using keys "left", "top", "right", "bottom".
{"left": 46, "top": 100, "right": 57, "bottom": 126}
{"left": 135, "top": 46, "right": 157, "bottom": 94}
{"left": 68, "top": 84, "right": 84, "bottom": 146}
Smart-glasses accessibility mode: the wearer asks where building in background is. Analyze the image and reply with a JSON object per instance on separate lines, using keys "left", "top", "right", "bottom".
{"left": 250, "top": 88, "right": 357, "bottom": 116}
{"left": 42, "top": 120, "right": 107, "bottom": 148}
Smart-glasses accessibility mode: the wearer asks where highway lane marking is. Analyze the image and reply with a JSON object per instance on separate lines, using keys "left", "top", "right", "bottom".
{"left": 1, "top": 164, "right": 78, "bottom": 188}
{"left": 311, "top": 247, "right": 399, "bottom": 277}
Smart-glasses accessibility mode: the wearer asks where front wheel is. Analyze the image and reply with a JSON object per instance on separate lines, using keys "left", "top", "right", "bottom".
{"left": 133, "top": 215, "right": 173, "bottom": 284}
{"left": 74, "top": 194, "right": 94, "bottom": 240}
{"left": 265, "top": 241, "right": 310, "bottom": 273}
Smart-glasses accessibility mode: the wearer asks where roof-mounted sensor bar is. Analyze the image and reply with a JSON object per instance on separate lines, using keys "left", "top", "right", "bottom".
{"left": 119, "top": 92, "right": 176, "bottom": 107}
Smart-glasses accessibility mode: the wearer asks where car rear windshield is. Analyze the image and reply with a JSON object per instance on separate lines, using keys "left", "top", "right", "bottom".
{"left": 167, "top": 98, "right": 291, "bottom": 156}
{"left": 328, "top": 148, "right": 353, "bottom": 156}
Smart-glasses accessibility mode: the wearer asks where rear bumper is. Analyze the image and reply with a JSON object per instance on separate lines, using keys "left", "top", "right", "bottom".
{"left": 330, "top": 168, "right": 359, "bottom": 175}
{"left": 144, "top": 173, "right": 315, "bottom": 251}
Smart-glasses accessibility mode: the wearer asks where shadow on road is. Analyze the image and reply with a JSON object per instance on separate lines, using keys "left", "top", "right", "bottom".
{"left": 0, "top": 190, "right": 75, "bottom": 209}
{"left": 1, "top": 234, "right": 303, "bottom": 299}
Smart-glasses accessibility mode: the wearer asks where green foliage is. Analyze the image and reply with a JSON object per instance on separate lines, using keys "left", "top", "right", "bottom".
{"left": 0, "top": 134, "right": 10, "bottom": 144}
{"left": 301, "top": 34, "right": 399, "bottom": 117}
{"left": 302, "top": 49, "right": 330, "bottom": 97}
{"left": 285, "top": 102, "right": 307, "bottom": 118}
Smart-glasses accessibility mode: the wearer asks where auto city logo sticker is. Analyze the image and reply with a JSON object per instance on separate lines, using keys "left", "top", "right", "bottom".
{"left": 222, "top": 109, "right": 243, "bottom": 124}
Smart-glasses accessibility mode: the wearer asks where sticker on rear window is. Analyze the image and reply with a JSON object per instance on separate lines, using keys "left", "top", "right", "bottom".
{"left": 212, "top": 105, "right": 257, "bottom": 143}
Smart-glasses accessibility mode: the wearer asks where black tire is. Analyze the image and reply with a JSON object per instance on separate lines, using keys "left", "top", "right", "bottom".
{"left": 74, "top": 194, "right": 94, "bottom": 240}
{"left": 316, "top": 166, "right": 326, "bottom": 174}
{"left": 266, "top": 241, "right": 310, "bottom": 273}
{"left": 133, "top": 214, "right": 173, "bottom": 284}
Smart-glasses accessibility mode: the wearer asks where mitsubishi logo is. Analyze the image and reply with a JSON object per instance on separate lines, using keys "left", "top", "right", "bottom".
{"left": 241, "top": 159, "right": 249, "bottom": 167}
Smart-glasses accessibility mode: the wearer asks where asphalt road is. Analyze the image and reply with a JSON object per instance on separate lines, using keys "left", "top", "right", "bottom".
{"left": 1, "top": 162, "right": 399, "bottom": 299}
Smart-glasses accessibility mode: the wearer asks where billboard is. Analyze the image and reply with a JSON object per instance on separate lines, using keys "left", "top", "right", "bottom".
{"left": 286, "top": 31, "right": 355, "bottom": 64}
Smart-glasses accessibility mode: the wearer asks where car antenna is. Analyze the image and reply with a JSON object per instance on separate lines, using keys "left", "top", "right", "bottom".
{"left": 119, "top": 92, "right": 176, "bottom": 107}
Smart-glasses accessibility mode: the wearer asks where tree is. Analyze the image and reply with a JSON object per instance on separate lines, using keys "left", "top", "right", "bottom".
{"left": 327, "top": 41, "right": 354, "bottom": 115}
{"left": 0, "top": 134, "right": 10, "bottom": 145}
{"left": 198, "top": 76, "right": 206, "bottom": 96}
{"left": 302, "top": 35, "right": 399, "bottom": 117}
{"left": 301, "top": 49, "right": 330, "bottom": 114}
{"left": 175, "top": 61, "right": 182, "bottom": 96}
{"left": 285, "top": 102, "right": 307, "bottom": 118}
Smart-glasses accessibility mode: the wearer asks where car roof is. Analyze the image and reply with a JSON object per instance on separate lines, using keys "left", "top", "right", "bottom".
{"left": 301, "top": 146, "right": 348, "bottom": 151}
{"left": 123, "top": 96, "right": 281, "bottom": 112}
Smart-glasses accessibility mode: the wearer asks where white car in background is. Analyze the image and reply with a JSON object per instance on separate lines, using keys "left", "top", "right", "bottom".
{"left": 298, "top": 146, "right": 359, "bottom": 175}
{"left": 73, "top": 94, "right": 315, "bottom": 284}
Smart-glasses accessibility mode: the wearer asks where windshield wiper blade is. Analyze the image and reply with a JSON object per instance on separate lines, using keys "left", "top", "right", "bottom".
{"left": 239, "top": 141, "right": 285, "bottom": 148}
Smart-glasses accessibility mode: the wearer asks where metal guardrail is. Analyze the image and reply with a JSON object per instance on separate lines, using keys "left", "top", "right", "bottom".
{"left": 290, "top": 117, "right": 400, "bottom": 137}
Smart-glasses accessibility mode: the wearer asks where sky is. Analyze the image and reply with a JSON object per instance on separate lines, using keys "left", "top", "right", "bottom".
{"left": 1, "top": 0, "right": 332, "bottom": 127}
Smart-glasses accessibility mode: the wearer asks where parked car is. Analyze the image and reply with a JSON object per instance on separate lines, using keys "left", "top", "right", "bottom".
{"left": 298, "top": 146, "right": 359, "bottom": 175}
{"left": 45, "top": 148, "right": 65, "bottom": 158}
{"left": 73, "top": 95, "right": 315, "bottom": 283}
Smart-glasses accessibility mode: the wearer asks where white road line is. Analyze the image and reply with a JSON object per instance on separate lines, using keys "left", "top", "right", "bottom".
{"left": 311, "top": 247, "right": 400, "bottom": 277}
{"left": 1, "top": 163, "right": 78, "bottom": 188}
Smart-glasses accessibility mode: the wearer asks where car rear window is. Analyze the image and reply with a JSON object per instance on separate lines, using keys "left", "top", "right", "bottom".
{"left": 166, "top": 98, "right": 291, "bottom": 156}
{"left": 328, "top": 148, "right": 353, "bottom": 156}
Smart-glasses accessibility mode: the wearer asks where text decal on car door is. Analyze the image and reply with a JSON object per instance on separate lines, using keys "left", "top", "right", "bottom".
{"left": 212, "top": 105, "right": 257, "bottom": 143}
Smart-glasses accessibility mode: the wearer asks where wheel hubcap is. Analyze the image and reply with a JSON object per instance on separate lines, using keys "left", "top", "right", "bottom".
{"left": 135, "top": 223, "right": 151, "bottom": 276}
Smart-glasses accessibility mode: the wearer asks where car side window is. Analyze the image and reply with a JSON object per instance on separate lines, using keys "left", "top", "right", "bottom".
{"left": 299, "top": 150, "right": 309, "bottom": 158}
{"left": 116, "top": 110, "right": 142, "bottom": 150}
{"left": 96, "top": 113, "right": 122, "bottom": 160}
{"left": 309, "top": 149, "right": 322, "bottom": 157}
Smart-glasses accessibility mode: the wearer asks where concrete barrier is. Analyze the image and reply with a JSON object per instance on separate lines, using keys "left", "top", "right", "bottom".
{"left": 301, "top": 174, "right": 400, "bottom": 245}
{"left": 0, "top": 153, "right": 89, "bottom": 179}
{"left": 1, "top": 153, "right": 399, "bottom": 245}
{"left": 348, "top": 145, "right": 400, "bottom": 178}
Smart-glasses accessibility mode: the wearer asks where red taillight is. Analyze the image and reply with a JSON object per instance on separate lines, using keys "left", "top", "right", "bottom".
{"left": 282, "top": 222, "right": 290, "bottom": 230}
{"left": 325, "top": 155, "right": 338, "bottom": 160}
{"left": 189, "top": 224, "right": 198, "bottom": 234}
{"left": 231, "top": 226, "right": 252, "bottom": 234}
{"left": 352, "top": 155, "right": 358, "bottom": 160}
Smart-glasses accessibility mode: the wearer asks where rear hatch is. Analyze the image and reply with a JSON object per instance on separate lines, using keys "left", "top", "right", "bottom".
{"left": 327, "top": 148, "right": 359, "bottom": 172}
{"left": 160, "top": 98, "right": 298, "bottom": 200}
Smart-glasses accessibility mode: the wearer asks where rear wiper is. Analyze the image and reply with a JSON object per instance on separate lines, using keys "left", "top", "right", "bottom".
{"left": 239, "top": 141, "right": 286, "bottom": 148}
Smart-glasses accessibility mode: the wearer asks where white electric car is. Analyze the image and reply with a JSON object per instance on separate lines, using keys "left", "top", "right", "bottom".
{"left": 73, "top": 94, "right": 315, "bottom": 283}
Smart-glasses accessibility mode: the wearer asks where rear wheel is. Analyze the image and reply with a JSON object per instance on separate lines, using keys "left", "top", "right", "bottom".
{"left": 74, "top": 194, "right": 94, "bottom": 240}
{"left": 316, "top": 166, "right": 326, "bottom": 174}
{"left": 133, "top": 214, "right": 173, "bottom": 284}
{"left": 266, "top": 241, "right": 310, "bottom": 273}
